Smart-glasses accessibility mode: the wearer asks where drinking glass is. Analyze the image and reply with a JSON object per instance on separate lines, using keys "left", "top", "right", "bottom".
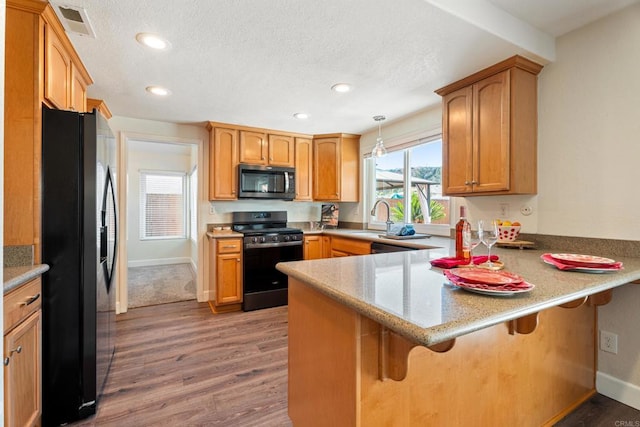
{"left": 478, "top": 220, "right": 499, "bottom": 268}
{"left": 468, "top": 229, "right": 481, "bottom": 257}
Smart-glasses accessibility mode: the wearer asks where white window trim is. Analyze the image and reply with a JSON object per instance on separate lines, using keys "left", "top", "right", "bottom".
{"left": 189, "top": 166, "right": 198, "bottom": 243}
{"left": 366, "top": 130, "right": 451, "bottom": 237}
{"left": 139, "top": 169, "right": 188, "bottom": 240}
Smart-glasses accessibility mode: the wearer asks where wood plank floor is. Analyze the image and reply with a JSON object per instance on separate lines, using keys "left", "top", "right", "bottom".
{"left": 71, "top": 300, "right": 292, "bottom": 426}
{"left": 70, "top": 300, "right": 639, "bottom": 426}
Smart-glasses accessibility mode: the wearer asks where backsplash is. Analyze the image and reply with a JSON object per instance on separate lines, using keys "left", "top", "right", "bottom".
{"left": 4, "top": 245, "right": 34, "bottom": 267}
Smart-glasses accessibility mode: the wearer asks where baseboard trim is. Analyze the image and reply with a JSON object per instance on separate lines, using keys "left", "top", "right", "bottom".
{"left": 128, "top": 257, "right": 193, "bottom": 268}
{"left": 597, "top": 371, "right": 640, "bottom": 410}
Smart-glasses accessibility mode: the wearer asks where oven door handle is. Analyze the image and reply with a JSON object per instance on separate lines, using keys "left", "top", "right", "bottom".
{"left": 244, "top": 240, "right": 303, "bottom": 250}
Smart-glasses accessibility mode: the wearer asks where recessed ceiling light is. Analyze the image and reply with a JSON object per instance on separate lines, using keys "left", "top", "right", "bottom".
{"left": 293, "top": 113, "right": 309, "bottom": 119}
{"left": 331, "top": 83, "right": 352, "bottom": 93}
{"left": 136, "top": 33, "right": 170, "bottom": 50}
{"left": 146, "top": 86, "right": 171, "bottom": 96}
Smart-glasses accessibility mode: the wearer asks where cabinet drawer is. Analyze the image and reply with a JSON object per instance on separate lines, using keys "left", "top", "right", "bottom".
{"left": 4, "top": 277, "right": 42, "bottom": 332}
{"left": 216, "top": 238, "right": 243, "bottom": 254}
{"left": 330, "top": 237, "right": 371, "bottom": 256}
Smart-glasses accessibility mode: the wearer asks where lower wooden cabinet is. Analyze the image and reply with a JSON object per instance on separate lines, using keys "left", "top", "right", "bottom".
{"left": 4, "top": 277, "right": 42, "bottom": 427}
{"left": 209, "top": 237, "right": 243, "bottom": 312}
{"left": 329, "top": 236, "right": 371, "bottom": 257}
{"left": 303, "top": 235, "right": 323, "bottom": 260}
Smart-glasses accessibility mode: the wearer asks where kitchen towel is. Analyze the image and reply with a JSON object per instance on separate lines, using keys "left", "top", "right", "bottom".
{"left": 430, "top": 255, "right": 499, "bottom": 269}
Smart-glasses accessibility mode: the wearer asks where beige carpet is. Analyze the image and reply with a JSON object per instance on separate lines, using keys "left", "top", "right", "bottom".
{"left": 127, "top": 263, "right": 196, "bottom": 308}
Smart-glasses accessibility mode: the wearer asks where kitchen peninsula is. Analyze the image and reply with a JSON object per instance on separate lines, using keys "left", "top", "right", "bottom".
{"left": 277, "top": 246, "right": 640, "bottom": 426}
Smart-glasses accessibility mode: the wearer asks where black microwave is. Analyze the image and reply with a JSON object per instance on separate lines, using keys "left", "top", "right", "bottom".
{"left": 238, "top": 164, "right": 296, "bottom": 200}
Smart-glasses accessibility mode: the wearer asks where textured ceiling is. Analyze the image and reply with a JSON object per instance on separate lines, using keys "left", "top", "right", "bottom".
{"left": 53, "top": 0, "right": 638, "bottom": 135}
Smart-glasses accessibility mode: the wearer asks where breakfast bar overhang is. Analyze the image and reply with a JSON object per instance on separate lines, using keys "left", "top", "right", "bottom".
{"left": 277, "top": 249, "right": 640, "bottom": 426}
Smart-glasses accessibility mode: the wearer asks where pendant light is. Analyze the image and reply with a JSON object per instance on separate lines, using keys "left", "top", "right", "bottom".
{"left": 371, "top": 115, "right": 387, "bottom": 158}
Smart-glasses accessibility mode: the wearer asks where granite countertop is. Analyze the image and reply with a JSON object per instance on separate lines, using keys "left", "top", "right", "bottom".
{"left": 206, "top": 230, "right": 244, "bottom": 239}
{"left": 276, "top": 247, "right": 640, "bottom": 347}
{"left": 305, "top": 228, "right": 451, "bottom": 252}
{"left": 4, "top": 264, "right": 50, "bottom": 294}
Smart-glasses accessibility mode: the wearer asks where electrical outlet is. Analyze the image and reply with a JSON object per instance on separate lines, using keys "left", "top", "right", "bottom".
{"left": 600, "top": 330, "right": 618, "bottom": 354}
{"left": 209, "top": 204, "right": 216, "bottom": 215}
{"left": 499, "top": 203, "right": 509, "bottom": 217}
{"left": 520, "top": 206, "right": 533, "bottom": 216}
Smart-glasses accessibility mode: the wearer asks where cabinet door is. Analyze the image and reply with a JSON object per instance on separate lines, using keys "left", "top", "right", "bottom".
{"left": 473, "top": 70, "right": 510, "bottom": 193}
{"left": 4, "top": 310, "right": 41, "bottom": 427}
{"left": 322, "top": 236, "right": 332, "bottom": 259}
{"left": 442, "top": 86, "right": 473, "bottom": 195}
{"left": 215, "top": 253, "right": 243, "bottom": 305}
{"left": 239, "top": 131, "right": 267, "bottom": 164}
{"left": 303, "top": 235, "right": 323, "bottom": 260}
{"left": 45, "top": 24, "right": 70, "bottom": 110}
{"left": 210, "top": 128, "right": 239, "bottom": 200}
{"left": 295, "top": 138, "right": 313, "bottom": 201}
{"left": 313, "top": 138, "right": 340, "bottom": 200}
{"left": 268, "top": 134, "right": 295, "bottom": 167}
{"left": 70, "top": 63, "right": 87, "bottom": 112}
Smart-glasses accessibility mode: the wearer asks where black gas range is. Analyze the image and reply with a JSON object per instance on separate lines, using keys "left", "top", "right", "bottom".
{"left": 232, "top": 211, "right": 303, "bottom": 311}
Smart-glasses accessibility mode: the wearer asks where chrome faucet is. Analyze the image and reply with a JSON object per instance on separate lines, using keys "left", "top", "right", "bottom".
{"left": 371, "top": 199, "right": 394, "bottom": 235}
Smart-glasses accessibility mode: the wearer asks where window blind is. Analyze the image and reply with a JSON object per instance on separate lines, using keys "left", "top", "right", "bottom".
{"left": 140, "top": 171, "right": 186, "bottom": 239}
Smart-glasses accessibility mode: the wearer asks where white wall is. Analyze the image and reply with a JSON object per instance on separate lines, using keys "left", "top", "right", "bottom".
{"left": 537, "top": 3, "right": 640, "bottom": 407}
{"left": 127, "top": 141, "right": 193, "bottom": 266}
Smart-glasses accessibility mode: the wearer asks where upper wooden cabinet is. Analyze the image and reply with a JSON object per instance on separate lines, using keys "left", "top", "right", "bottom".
{"left": 436, "top": 55, "right": 543, "bottom": 196}
{"left": 239, "top": 131, "right": 267, "bottom": 164}
{"left": 208, "top": 125, "right": 239, "bottom": 200}
{"left": 238, "top": 131, "right": 295, "bottom": 167}
{"left": 87, "top": 98, "right": 113, "bottom": 120}
{"left": 4, "top": 1, "right": 93, "bottom": 254}
{"left": 268, "top": 134, "right": 295, "bottom": 167}
{"left": 208, "top": 122, "right": 314, "bottom": 201}
{"left": 44, "top": 10, "right": 91, "bottom": 112}
{"left": 294, "top": 138, "right": 313, "bottom": 201}
{"left": 313, "top": 134, "right": 360, "bottom": 202}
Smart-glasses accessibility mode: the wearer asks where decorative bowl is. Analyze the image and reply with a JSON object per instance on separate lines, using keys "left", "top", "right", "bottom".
{"left": 498, "top": 225, "right": 521, "bottom": 242}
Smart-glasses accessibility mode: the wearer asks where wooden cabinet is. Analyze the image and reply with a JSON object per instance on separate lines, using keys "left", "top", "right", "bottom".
{"left": 330, "top": 237, "right": 371, "bottom": 257}
{"left": 208, "top": 126, "right": 239, "bottom": 200}
{"left": 4, "top": 1, "right": 93, "bottom": 254}
{"left": 313, "top": 134, "right": 360, "bottom": 202}
{"left": 87, "top": 98, "right": 113, "bottom": 120}
{"left": 239, "top": 131, "right": 295, "bottom": 167}
{"left": 4, "top": 277, "right": 42, "bottom": 427}
{"left": 239, "top": 131, "right": 267, "bottom": 164}
{"left": 209, "top": 237, "right": 243, "bottom": 312}
{"left": 436, "top": 55, "right": 542, "bottom": 196}
{"left": 44, "top": 15, "right": 91, "bottom": 112}
{"left": 207, "top": 122, "right": 313, "bottom": 200}
{"left": 268, "top": 134, "right": 295, "bottom": 167}
{"left": 294, "top": 138, "right": 313, "bottom": 201}
{"left": 322, "top": 236, "right": 332, "bottom": 259}
{"left": 303, "top": 235, "right": 323, "bottom": 260}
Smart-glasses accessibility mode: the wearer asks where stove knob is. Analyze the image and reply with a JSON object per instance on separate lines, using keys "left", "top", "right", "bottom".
{"left": 251, "top": 237, "right": 258, "bottom": 244}
{"left": 259, "top": 236, "right": 267, "bottom": 243}
{"left": 283, "top": 235, "right": 291, "bottom": 242}
{"left": 272, "top": 236, "right": 278, "bottom": 242}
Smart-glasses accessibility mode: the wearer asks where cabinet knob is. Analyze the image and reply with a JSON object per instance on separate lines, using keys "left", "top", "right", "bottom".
{"left": 232, "top": 190, "right": 236, "bottom": 194}
{"left": 237, "top": 258, "right": 241, "bottom": 262}
{"left": 261, "top": 156, "right": 265, "bottom": 160}
{"left": 471, "top": 180, "right": 478, "bottom": 184}
{"left": 3, "top": 358, "right": 9, "bottom": 366}
{"left": 464, "top": 181, "right": 470, "bottom": 185}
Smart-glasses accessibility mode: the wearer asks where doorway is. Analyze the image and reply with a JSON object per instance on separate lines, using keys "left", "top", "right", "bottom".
{"left": 117, "top": 133, "right": 204, "bottom": 312}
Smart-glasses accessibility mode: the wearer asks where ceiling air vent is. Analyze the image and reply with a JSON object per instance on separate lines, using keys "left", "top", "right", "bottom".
{"left": 53, "top": 4, "right": 96, "bottom": 38}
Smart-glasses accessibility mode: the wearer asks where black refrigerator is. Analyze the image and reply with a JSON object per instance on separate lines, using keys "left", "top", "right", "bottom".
{"left": 41, "top": 105, "right": 118, "bottom": 426}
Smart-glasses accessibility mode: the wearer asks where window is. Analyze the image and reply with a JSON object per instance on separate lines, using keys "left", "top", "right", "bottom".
{"left": 189, "top": 166, "right": 198, "bottom": 242}
{"left": 367, "top": 136, "right": 449, "bottom": 235}
{"left": 140, "top": 171, "right": 186, "bottom": 239}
